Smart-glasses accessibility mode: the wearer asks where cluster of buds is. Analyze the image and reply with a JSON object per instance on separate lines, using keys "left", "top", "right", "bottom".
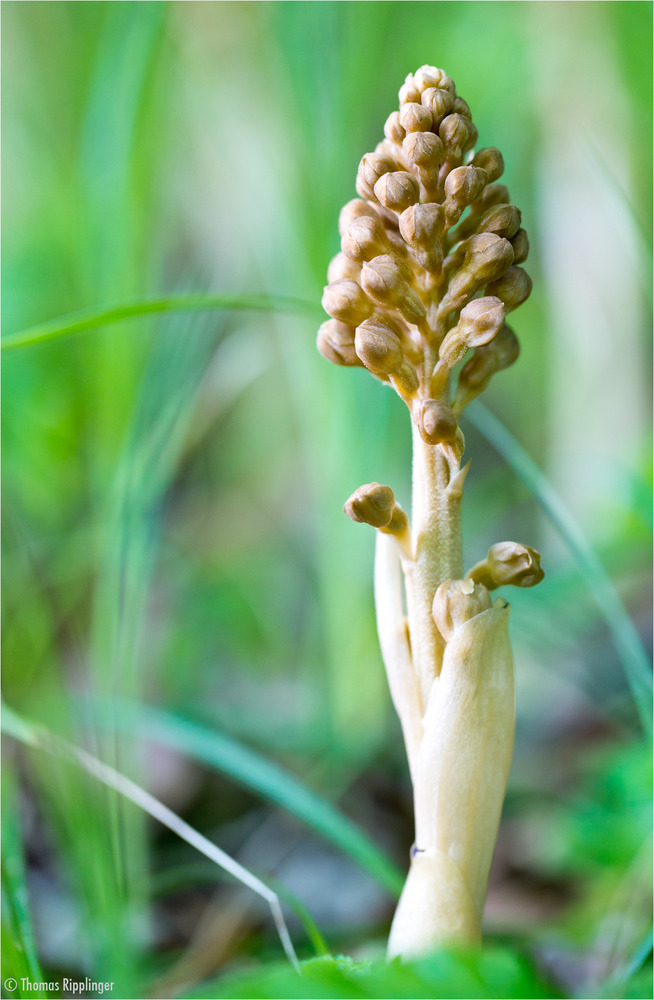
{"left": 318, "top": 64, "right": 532, "bottom": 439}
{"left": 318, "top": 67, "right": 544, "bottom": 961}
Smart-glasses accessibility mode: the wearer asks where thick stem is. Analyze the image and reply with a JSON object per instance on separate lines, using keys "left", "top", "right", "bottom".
{"left": 404, "top": 422, "right": 463, "bottom": 704}
{"left": 386, "top": 423, "right": 516, "bottom": 960}
{"left": 388, "top": 605, "right": 515, "bottom": 960}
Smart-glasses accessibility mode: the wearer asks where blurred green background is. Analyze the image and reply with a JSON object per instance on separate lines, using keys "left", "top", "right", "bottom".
{"left": 2, "top": 2, "right": 652, "bottom": 998}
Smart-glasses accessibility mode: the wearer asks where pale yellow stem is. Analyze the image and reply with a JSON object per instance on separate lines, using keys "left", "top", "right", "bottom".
{"left": 404, "top": 422, "right": 463, "bottom": 705}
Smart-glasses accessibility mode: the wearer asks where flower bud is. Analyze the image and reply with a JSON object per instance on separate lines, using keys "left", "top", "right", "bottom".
{"left": 444, "top": 166, "right": 489, "bottom": 224}
{"left": 421, "top": 87, "right": 454, "bottom": 127}
{"left": 399, "top": 78, "right": 421, "bottom": 105}
{"left": 374, "top": 171, "right": 420, "bottom": 212}
{"left": 384, "top": 110, "right": 406, "bottom": 144}
{"left": 316, "top": 320, "right": 361, "bottom": 367}
{"left": 486, "top": 266, "right": 532, "bottom": 311}
{"left": 390, "top": 360, "right": 420, "bottom": 397}
{"left": 361, "top": 256, "right": 427, "bottom": 326}
{"left": 488, "top": 542, "right": 544, "bottom": 587}
{"left": 439, "top": 114, "right": 470, "bottom": 159}
{"left": 338, "top": 198, "right": 378, "bottom": 236}
{"left": 354, "top": 318, "right": 404, "bottom": 374}
{"left": 402, "top": 131, "right": 444, "bottom": 169}
{"left": 322, "top": 279, "right": 373, "bottom": 325}
{"left": 439, "top": 296, "right": 505, "bottom": 366}
{"left": 413, "top": 398, "right": 458, "bottom": 445}
{"left": 341, "top": 216, "right": 388, "bottom": 263}
{"left": 399, "top": 204, "right": 444, "bottom": 248}
{"left": 472, "top": 147, "right": 504, "bottom": 182}
{"left": 375, "top": 138, "right": 400, "bottom": 161}
{"left": 400, "top": 202, "right": 445, "bottom": 272}
{"left": 414, "top": 65, "right": 443, "bottom": 91}
{"left": 344, "top": 482, "right": 396, "bottom": 528}
{"left": 360, "top": 255, "right": 403, "bottom": 298}
{"left": 458, "top": 323, "right": 520, "bottom": 391}
{"left": 356, "top": 153, "right": 396, "bottom": 199}
{"left": 478, "top": 203, "right": 521, "bottom": 240}
{"left": 465, "top": 121, "right": 479, "bottom": 151}
{"left": 327, "top": 252, "right": 361, "bottom": 283}
{"left": 355, "top": 317, "right": 419, "bottom": 396}
{"left": 464, "top": 233, "right": 514, "bottom": 283}
{"left": 452, "top": 96, "right": 472, "bottom": 119}
{"left": 458, "top": 296, "right": 506, "bottom": 344}
{"left": 510, "top": 228, "right": 529, "bottom": 264}
{"left": 438, "top": 75, "right": 457, "bottom": 96}
{"left": 399, "top": 102, "right": 433, "bottom": 134}
{"left": 386, "top": 505, "right": 409, "bottom": 535}
{"left": 467, "top": 542, "right": 544, "bottom": 589}
{"left": 432, "top": 578, "right": 493, "bottom": 642}
{"left": 443, "top": 235, "right": 514, "bottom": 314}
{"left": 476, "top": 182, "right": 510, "bottom": 211}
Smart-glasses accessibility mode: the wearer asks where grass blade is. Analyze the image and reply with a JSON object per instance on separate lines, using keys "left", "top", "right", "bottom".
{"left": 90, "top": 701, "right": 404, "bottom": 897}
{"left": 1, "top": 773, "right": 44, "bottom": 984}
{"left": 1, "top": 294, "right": 322, "bottom": 351}
{"left": 1, "top": 704, "right": 300, "bottom": 973}
{"left": 466, "top": 401, "right": 652, "bottom": 737}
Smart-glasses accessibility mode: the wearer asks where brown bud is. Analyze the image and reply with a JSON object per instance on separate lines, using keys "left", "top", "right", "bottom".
{"left": 510, "top": 228, "right": 529, "bottom": 264}
{"left": 385, "top": 505, "right": 409, "bottom": 535}
{"left": 452, "top": 96, "right": 472, "bottom": 119}
{"left": 384, "top": 111, "right": 406, "bottom": 144}
{"left": 322, "top": 279, "right": 373, "bottom": 325}
{"left": 421, "top": 87, "right": 454, "bottom": 127}
{"left": 354, "top": 318, "right": 404, "bottom": 375}
{"left": 391, "top": 361, "right": 420, "bottom": 397}
{"left": 486, "top": 266, "right": 532, "bottom": 312}
{"left": 374, "top": 171, "right": 420, "bottom": 212}
{"left": 467, "top": 542, "right": 544, "bottom": 589}
{"left": 399, "top": 77, "right": 421, "bottom": 105}
{"left": 402, "top": 131, "right": 444, "bottom": 169}
{"left": 399, "top": 102, "right": 433, "bottom": 134}
{"left": 375, "top": 138, "right": 400, "bottom": 161}
{"left": 360, "top": 152, "right": 396, "bottom": 186}
{"left": 440, "top": 234, "right": 513, "bottom": 318}
{"left": 356, "top": 153, "right": 396, "bottom": 199}
{"left": 458, "top": 324, "right": 520, "bottom": 390}
{"left": 361, "top": 256, "right": 427, "bottom": 326}
{"left": 400, "top": 203, "right": 444, "bottom": 272}
{"left": 360, "top": 254, "right": 404, "bottom": 298}
{"left": 458, "top": 297, "right": 506, "bottom": 345}
{"left": 432, "top": 578, "right": 493, "bottom": 642}
{"left": 338, "top": 198, "right": 378, "bottom": 236}
{"left": 465, "top": 121, "right": 479, "bottom": 152}
{"left": 444, "top": 165, "right": 489, "bottom": 224}
{"left": 476, "top": 182, "right": 510, "bottom": 211}
{"left": 399, "top": 203, "right": 444, "bottom": 248}
{"left": 414, "top": 65, "right": 443, "bottom": 91}
{"left": 489, "top": 542, "right": 544, "bottom": 587}
{"left": 316, "top": 320, "right": 361, "bottom": 367}
{"left": 439, "top": 296, "right": 505, "bottom": 366}
{"left": 413, "top": 398, "right": 458, "bottom": 445}
{"left": 341, "top": 216, "right": 388, "bottom": 263}
{"left": 344, "top": 482, "right": 395, "bottom": 528}
{"left": 353, "top": 316, "right": 419, "bottom": 396}
{"left": 472, "top": 147, "right": 504, "bottom": 182}
{"left": 439, "top": 114, "right": 470, "bottom": 158}
{"left": 438, "top": 75, "right": 457, "bottom": 96}
{"left": 478, "top": 203, "right": 522, "bottom": 240}
{"left": 327, "top": 252, "right": 361, "bottom": 283}
{"left": 464, "top": 233, "right": 514, "bottom": 283}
